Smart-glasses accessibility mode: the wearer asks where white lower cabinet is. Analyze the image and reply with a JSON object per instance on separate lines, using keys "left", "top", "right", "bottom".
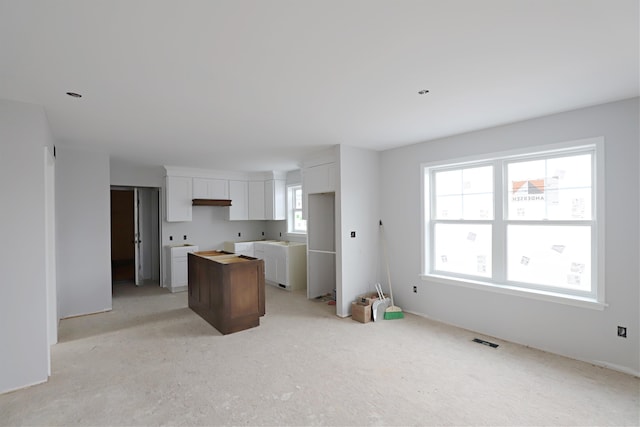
{"left": 262, "top": 246, "right": 277, "bottom": 283}
{"left": 254, "top": 242, "right": 306, "bottom": 290}
{"left": 223, "top": 241, "right": 255, "bottom": 257}
{"left": 167, "top": 245, "right": 198, "bottom": 292}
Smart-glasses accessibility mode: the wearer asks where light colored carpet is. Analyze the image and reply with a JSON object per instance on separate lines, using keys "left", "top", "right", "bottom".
{"left": 1, "top": 283, "right": 638, "bottom": 426}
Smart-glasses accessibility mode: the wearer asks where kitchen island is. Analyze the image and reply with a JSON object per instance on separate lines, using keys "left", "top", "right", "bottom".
{"left": 188, "top": 251, "right": 265, "bottom": 335}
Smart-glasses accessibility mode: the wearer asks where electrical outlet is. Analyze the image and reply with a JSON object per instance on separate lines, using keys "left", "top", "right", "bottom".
{"left": 618, "top": 326, "right": 627, "bottom": 338}
{"left": 238, "top": 232, "right": 241, "bottom": 237}
{"left": 279, "top": 232, "right": 282, "bottom": 237}
{"left": 350, "top": 231, "right": 356, "bottom": 238}
{"left": 183, "top": 235, "right": 187, "bottom": 240}
{"left": 262, "top": 231, "right": 265, "bottom": 236}
{"left": 413, "top": 285, "right": 417, "bottom": 293}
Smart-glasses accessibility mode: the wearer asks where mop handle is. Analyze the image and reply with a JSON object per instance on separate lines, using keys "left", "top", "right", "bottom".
{"left": 380, "top": 221, "right": 394, "bottom": 307}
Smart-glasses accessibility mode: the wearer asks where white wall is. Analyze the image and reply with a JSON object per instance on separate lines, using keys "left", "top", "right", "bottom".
{"left": 56, "top": 148, "right": 112, "bottom": 318}
{"left": 110, "top": 158, "right": 164, "bottom": 188}
{"left": 0, "top": 99, "right": 52, "bottom": 393}
{"left": 380, "top": 98, "right": 640, "bottom": 375}
{"left": 336, "top": 145, "right": 382, "bottom": 316}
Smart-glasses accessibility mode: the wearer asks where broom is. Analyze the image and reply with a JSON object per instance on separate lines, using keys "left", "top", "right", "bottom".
{"left": 380, "top": 220, "right": 404, "bottom": 320}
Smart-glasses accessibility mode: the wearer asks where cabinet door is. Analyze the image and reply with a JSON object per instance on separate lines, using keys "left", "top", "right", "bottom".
{"left": 172, "top": 258, "right": 188, "bottom": 287}
{"left": 275, "top": 249, "right": 287, "bottom": 285}
{"left": 303, "top": 163, "right": 336, "bottom": 194}
{"left": 263, "top": 248, "right": 276, "bottom": 282}
{"left": 248, "top": 181, "right": 265, "bottom": 220}
{"left": 192, "top": 178, "right": 209, "bottom": 199}
{"left": 208, "top": 179, "right": 229, "bottom": 199}
{"left": 265, "top": 180, "right": 286, "bottom": 220}
{"left": 193, "top": 178, "right": 229, "bottom": 199}
{"left": 235, "top": 242, "right": 254, "bottom": 257}
{"left": 166, "top": 176, "right": 192, "bottom": 222}
{"left": 229, "top": 180, "right": 248, "bottom": 220}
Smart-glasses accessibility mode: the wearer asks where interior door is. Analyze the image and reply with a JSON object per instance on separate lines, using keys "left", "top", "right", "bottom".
{"left": 134, "top": 188, "right": 142, "bottom": 286}
{"left": 110, "top": 189, "right": 135, "bottom": 283}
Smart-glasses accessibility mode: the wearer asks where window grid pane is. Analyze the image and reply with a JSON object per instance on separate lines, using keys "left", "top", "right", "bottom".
{"left": 433, "top": 165, "right": 493, "bottom": 220}
{"left": 506, "top": 224, "right": 591, "bottom": 292}
{"left": 433, "top": 223, "right": 492, "bottom": 278}
{"left": 507, "top": 153, "right": 592, "bottom": 221}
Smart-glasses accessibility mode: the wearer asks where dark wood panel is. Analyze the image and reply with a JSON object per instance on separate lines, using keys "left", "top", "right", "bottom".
{"left": 188, "top": 253, "right": 265, "bottom": 335}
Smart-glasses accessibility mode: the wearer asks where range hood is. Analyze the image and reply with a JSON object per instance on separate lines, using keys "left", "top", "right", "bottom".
{"left": 192, "top": 199, "right": 232, "bottom": 207}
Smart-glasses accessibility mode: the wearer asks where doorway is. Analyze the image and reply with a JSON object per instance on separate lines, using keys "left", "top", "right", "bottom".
{"left": 110, "top": 187, "right": 160, "bottom": 287}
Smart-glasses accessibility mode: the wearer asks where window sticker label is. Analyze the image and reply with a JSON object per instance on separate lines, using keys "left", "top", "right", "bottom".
{"left": 546, "top": 176, "right": 559, "bottom": 205}
{"left": 477, "top": 255, "right": 487, "bottom": 273}
{"left": 520, "top": 256, "right": 530, "bottom": 266}
{"left": 572, "top": 198, "right": 585, "bottom": 219}
{"left": 570, "top": 262, "right": 585, "bottom": 274}
{"left": 511, "top": 179, "right": 545, "bottom": 200}
{"left": 567, "top": 274, "right": 581, "bottom": 286}
{"left": 551, "top": 245, "right": 565, "bottom": 254}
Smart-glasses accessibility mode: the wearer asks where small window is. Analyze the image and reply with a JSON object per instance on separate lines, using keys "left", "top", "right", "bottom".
{"left": 287, "top": 185, "right": 307, "bottom": 234}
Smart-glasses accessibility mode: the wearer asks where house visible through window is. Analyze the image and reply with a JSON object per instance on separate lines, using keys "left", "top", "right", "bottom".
{"left": 422, "top": 139, "right": 603, "bottom": 305}
{"left": 287, "top": 185, "right": 306, "bottom": 234}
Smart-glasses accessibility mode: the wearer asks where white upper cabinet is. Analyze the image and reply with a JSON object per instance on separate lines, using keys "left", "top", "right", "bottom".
{"left": 248, "top": 181, "right": 266, "bottom": 220}
{"left": 165, "top": 176, "right": 192, "bottom": 222}
{"left": 302, "top": 162, "right": 336, "bottom": 219}
{"left": 228, "top": 180, "right": 249, "bottom": 220}
{"left": 265, "top": 179, "right": 286, "bottom": 220}
{"left": 192, "top": 178, "right": 228, "bottom": 199}
{"left": 164, "top": 167, "right": 287, "bottom": 222}
{"left": 303, "top": 162, "right": 336, "bottom": 194}
{"left": 248, "top": 179, "right": 286, "bottom": 221}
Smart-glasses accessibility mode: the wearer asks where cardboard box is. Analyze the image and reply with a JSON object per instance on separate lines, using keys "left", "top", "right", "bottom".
{"left": 351, "top": 302, "right": 372, "bottom": 323}
{"left": 355, "top": 292, "right": 387, "bottom": 306}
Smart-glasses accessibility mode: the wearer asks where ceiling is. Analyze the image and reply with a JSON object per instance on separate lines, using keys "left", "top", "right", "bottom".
{"left": 0, "top": 1, "right": 638, "bottom": 172}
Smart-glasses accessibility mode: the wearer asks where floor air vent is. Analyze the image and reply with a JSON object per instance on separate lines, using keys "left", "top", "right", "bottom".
{"left": 472, "top": 338, "right": 499, "bottom": 348}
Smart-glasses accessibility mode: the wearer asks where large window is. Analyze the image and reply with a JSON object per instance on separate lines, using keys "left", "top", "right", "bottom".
{"left": 423, "top": 140, "right": 603, "bottom": 305}
{"left": 287, "top": 185, "right": 307, "bottom": 234}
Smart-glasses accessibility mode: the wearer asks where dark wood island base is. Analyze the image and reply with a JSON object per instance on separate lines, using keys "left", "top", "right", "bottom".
{"left": 188, "top": 251, "right": 265, "bottom": 335}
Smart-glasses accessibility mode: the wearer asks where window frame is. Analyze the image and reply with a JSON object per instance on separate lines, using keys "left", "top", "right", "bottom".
{"left": 421, "top": 138, "right": 606, "bottom": 310}
{"left": 287, "top": 184, "right": 307, "bottom": 235}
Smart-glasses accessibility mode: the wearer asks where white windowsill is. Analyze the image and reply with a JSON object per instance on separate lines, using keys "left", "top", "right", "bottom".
{"left": 420, "top": 274, "right": 607, "bottom": 310}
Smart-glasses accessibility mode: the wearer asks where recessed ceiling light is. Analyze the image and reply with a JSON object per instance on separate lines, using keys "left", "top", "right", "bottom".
{"left": 66, "top": 92, "right": 82, "bottom": 98}
{"left": 418, "top": 89, "right": 429, "bottom": 95}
